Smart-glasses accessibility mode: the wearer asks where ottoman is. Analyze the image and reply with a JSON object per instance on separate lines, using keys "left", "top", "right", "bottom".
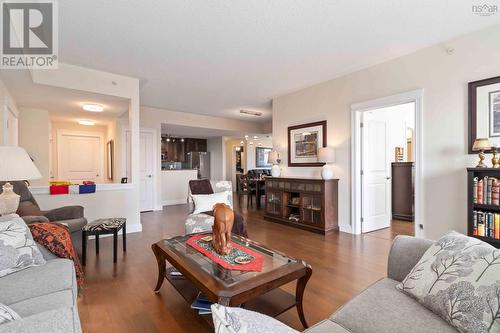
{"left": 82, "top": 218, "right": 126, "bottom": 265}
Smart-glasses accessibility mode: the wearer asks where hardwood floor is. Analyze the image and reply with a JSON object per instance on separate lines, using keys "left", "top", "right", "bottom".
{"left": 78, "top": 202, "right": 411, "bottom": 333}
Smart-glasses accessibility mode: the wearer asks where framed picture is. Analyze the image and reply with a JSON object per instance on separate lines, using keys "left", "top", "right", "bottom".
{"left": 255, "top": 147, "right": 272, "bottom": 168}
{"left": 288, "top": 120, "right": 327, "bottom": 167}
{"left": 469, "top": 75, "right": 500, "bottom": 153}
{"left": 107, "top": 140, "right": 114, "bottom": 180}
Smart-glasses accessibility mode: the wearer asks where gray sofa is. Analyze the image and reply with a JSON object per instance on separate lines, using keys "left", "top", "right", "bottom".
{"left": 304, "top": 235, "right": 456, "bottom": 333}
{"left": 0, "top": 245, "right": 81, "bottom": 332}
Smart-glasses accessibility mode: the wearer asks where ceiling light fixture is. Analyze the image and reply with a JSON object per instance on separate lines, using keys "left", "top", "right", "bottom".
{"left": 181, "top": 138, "right": 185, "bottom": 142}
{"left": 249, "top": 142, "right": 254, "bottom": 145}
{"left": 258, "top": 143, "right": 262, "bottom": 146}
{"left": 78, "top": 120, "right": 95, "bottom": 126}
{"left": 240, "top": 141, "right": 244, "bottom": 145}
{"left": 253, "top": 136, "right": 258, "bottom": 139}
{"left": 82, "top": 104, "right": 104, "bottom": 112}
{"left": 240, "top": 109, "right": 262, "bottom": 117}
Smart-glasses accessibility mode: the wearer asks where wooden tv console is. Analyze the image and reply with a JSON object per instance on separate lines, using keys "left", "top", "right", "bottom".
{"left": 263, "top": 177, "right": 338, "bottom": 234}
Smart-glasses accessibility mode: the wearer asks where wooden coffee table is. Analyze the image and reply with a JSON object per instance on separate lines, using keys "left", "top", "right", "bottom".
{"left": 151, "top": 233, "right": 312, "bottom": 328}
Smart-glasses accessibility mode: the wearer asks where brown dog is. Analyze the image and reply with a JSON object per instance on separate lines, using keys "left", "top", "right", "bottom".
{"left": 212, "top": 203, "right": 234, "bottom": 255}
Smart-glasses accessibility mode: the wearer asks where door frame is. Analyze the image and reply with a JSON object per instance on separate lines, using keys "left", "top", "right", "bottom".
{"left": 351, "top": 89, "right": 423, "bottom": 237}
{"left": 122, "top": 127, "right": 160, "bottom": 211}
{"left": 56, "top": 129, "right": 104, "bottom": 182}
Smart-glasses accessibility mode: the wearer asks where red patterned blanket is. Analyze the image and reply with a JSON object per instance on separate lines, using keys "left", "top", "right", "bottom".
{"left": 29, "top": 223, "right": 84, "bottom": 287}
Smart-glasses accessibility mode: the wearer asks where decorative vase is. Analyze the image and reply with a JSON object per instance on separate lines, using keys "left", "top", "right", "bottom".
{"left": 321, "top": 164, "right": 334, "bottom": 180}
{"left": 271, "top": 164, "right": 281, "bottom": 177}
{"left": 0, "top": 182, "right": 20, "bottom": 215}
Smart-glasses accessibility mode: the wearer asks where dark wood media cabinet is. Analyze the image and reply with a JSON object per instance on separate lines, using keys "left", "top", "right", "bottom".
{"left": 263, "top": 177, "right": 338, "bottom": 234}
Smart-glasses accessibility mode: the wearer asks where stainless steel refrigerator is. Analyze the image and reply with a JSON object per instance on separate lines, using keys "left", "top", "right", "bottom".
{"left": 187, "top": 151, "right": 210, "bottom": 179}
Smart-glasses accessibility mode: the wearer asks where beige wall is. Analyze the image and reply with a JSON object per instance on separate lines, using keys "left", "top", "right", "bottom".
{"left": 272, "top": 24, "right": 500, "bottom": 240}
{"left": 0, "top": 80, "right": 19, "bottom": 145}
{"left": 18, "top": 108, "right": 50, "bottom": 186}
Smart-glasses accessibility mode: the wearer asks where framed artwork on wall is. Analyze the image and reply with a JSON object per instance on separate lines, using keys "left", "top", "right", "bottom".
{"left": 287, "top": 120, "right": 327, "bottom": 167}
{"left": 469, "top": 75, "right": 500, "bottom": 153}
{"left": 255, "top": 147, "right": 272, "bottom": 168}
{"left": 107, "top": 140, "right": 114, "bottom": 180}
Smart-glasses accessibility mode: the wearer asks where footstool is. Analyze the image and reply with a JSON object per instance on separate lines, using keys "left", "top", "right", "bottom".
{"left": 82, "top": 218, "right": 126, "bottom": 265}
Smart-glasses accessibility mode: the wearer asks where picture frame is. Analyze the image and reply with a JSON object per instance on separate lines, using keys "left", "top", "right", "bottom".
{"left": 468, "top": 75, "right": 500, "bottom": 153}
{"left": 255, "top": 147, "right": 272, "bottom": 168}
{"left": 107, "top": 140, "right": 114, "bottom": 180}
{"left": 287, "top": 120, "right": 327, "bottom": 167}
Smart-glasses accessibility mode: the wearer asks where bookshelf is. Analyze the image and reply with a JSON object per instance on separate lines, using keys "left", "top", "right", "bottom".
{"left": 263, "top": 177, "right": 338, "bottom": 234}
{"left": 467, "top": 168, "right": 500, "bottom": 248}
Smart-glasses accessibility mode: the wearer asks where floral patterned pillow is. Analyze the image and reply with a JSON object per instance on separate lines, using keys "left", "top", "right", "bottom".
{"left": 211, "top": 304, "right": 298, "bottom": 333}
{"left": 397, "top": 231, "right": 500, "bottom": 333}
{"left": 0, "top": 302, "right": 20, "bottom": 324}
{"left": 0, "top": 214, "right": 45, "bottom": 277}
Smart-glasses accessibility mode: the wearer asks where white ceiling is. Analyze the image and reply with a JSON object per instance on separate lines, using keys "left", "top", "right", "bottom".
{"left": 0, "top": 69, "right": 129, "bottom": 125}
{"left": 5, "top": 1, "right": 500, "bottom": 123}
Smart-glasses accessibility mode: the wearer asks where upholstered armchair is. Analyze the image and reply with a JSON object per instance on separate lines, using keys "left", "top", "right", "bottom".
{"left": 187, "top": 179, "right": 248, "bottom": 237}
{"left": 0, "top": 181, "right": 88, "bottom": 253}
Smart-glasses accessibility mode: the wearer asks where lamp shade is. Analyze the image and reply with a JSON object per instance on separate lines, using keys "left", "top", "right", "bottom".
{"left": 0, "top": 146, "right": 41, "bottom": 181}
{"left": 268, "top": 150, "right": 280, "bottom": 164}
{"left": 318, "top": 147, "right": 335, "bottom": 163}
{"left": 472, "top": 138, "right": 491, "bottom": 151}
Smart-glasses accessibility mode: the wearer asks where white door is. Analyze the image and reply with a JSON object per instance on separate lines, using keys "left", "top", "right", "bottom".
{"left": 58, "top": 132, "right": 103, "bottom": 183}
{"left": 361, "top": 113, "right": 391, "bottom": 233}
{"left": 140, "top": 131, "right": 154, "bottom": 212}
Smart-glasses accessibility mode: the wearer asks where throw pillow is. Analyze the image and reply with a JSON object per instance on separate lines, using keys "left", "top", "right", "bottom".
{"left": 192, "top": 191, "right": 232, "bottom": 214}
{"left": 397, "top": 231, "right": 500, "bottom": 333}
{"left": 0, "top": 303, "right": 20, "bottom": 324}
{"left": 211, "top": 304, "right": 298, "bottom": 333}
{"left": 0, "top": 214, "right": 46, "bottom": 278}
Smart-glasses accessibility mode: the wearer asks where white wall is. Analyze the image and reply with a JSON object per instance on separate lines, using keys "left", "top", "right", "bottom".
{"left": 368, "top": 102, "right": 415, "bottom": 163}
{"left": 207, "top": 137, "right": 224, "bottom": 180}
{"left": 246, "top": 135, "right": 273, "bottom": 170}
{"left": 161, "top": 169, "right": 198, "bottom": 206}
{"left": 272, "top": 24, "right": 500, "bottom": 240}
{"left": 0, "top": 80, "right": 19, "bottom": 146}
{"left": 18, "top": 108, "right": 50, "bottom": 186}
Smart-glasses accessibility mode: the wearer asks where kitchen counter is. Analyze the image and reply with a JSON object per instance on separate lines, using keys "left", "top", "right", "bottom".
{"left": 161, "top": 169, "right": 198, "bottom": 206}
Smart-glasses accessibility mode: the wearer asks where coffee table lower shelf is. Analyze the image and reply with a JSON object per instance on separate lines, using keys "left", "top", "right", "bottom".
{"left": 165, "top": 268, "right": 298, "bottom": 324}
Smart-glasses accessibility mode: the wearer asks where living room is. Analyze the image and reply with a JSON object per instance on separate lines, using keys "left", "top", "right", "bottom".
{"left": 1, "top": 2, "right": 500, "bottom": 333}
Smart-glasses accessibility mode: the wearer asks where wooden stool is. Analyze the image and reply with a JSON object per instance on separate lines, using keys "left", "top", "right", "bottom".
{"left": 82, "top": 218, "right": 126, "bottom": 265}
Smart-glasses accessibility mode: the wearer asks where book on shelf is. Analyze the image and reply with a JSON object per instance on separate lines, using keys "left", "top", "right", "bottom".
{"left": 473, "top": 210, "right": 500, "bottom": 240}
{"left": 472, "top": 176, "right": 500, "bottom": 206}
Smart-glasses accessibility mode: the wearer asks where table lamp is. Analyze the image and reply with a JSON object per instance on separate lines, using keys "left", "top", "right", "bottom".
{"left": 268, "top": 150, "right": 281, "bottom": 177}
{"left": 318, "top": 147, "right": 335, "bottom": 179}
{"left": 472, "top": 138, "right": 491, "bottom": 168}
{"left": 0, "top": 146, "right": 42, "bottom": 215}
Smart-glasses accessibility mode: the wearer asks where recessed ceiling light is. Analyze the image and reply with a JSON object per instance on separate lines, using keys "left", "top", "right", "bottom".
{"left": 82, "top": 104, "right": 104, "bottom": 112}
{"left": 253, "top": 136, "right": 258, "bottom": 139}
{"left": 244, "top": 135, "right": 249, "bottom": 139}
{"left": 249, "top": 142, "right": 254, "bottom": 145}
{"left": 258, "top": 143, "right": 262, "bottom": 146}
{"left": 78, "top": 120, "right": 95, "bottom": 126}
{"left": 240, "top": 141, "right": 244, "bottom": 145}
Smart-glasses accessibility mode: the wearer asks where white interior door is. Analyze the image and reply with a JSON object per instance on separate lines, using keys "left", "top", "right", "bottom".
{"left": 362, "top": 113, "right": 391, "bottom": 233}
{"left": 58, "top": 132, "right": 103, "bottom": 183}
{"left": 140, "top": 131, "right": 154, "bottom": 212}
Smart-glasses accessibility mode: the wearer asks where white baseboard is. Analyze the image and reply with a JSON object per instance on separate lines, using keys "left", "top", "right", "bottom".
{"left": 339, "top": 224, "right": 354, "bottom": 234}
{"left": 87, "top": 223, "right": 142, "bottom": 239}
{"left": 162, "top": 199, "right": 187, "bottom": 206}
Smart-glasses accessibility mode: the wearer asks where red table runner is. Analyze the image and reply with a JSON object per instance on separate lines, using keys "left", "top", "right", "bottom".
{"left": 186, "top": 234, "right": 263, "bottom": 272}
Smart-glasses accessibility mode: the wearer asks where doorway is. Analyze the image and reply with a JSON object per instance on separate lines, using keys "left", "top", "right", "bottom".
{"left": 351, "top": 90, "right": 422, "bottom": 237}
